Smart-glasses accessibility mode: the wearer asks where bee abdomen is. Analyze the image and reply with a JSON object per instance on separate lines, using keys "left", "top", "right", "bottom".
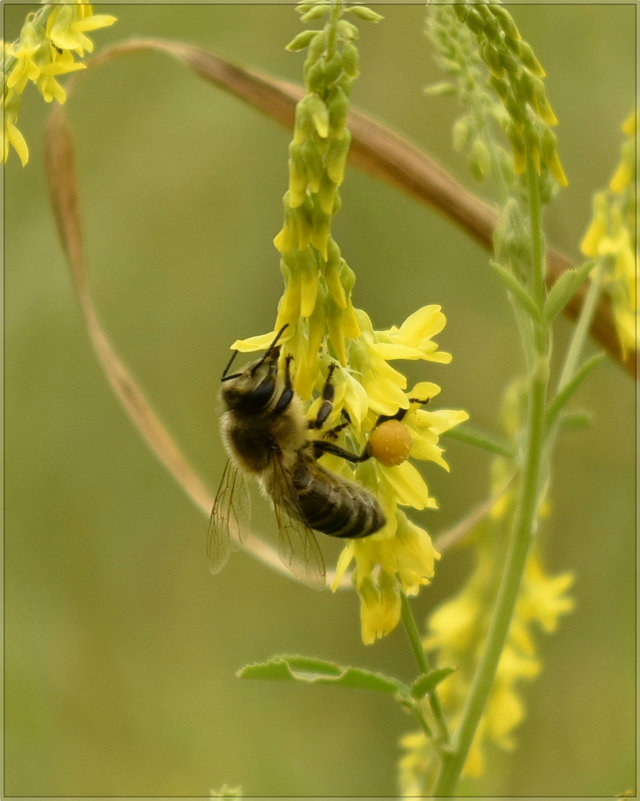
{"left": 292, "top": 460, "right": 385, "bottom": 539}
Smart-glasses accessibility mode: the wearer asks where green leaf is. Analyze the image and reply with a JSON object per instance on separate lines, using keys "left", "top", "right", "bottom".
{"left": 545, "top": 351, "right": 604, "bottom": 432}
{"left": 557, "top": 410, "right": 594, "bottom": 432}
{"left": 442, "top": 423, "right": 515, "bottom": 459}
{"left": 238, "top": 655, "right": 410, "bottom": 696}
{"left": 410, "top": 667, "right": 456, "bottom": 700}
{"left": 490, "top": 260, "right": 541, "bottom": 322}
{"left": 544, "top": 260, "right": 594, "bottom": 324}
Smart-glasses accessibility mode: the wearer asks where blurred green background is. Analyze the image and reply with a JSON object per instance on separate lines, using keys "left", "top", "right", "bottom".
{"left": 4, "top": 2, "right": 635, "bottom": 798}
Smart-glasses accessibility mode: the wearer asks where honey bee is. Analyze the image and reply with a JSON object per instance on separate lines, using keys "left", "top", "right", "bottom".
{"left": 208, "top": 325, "right": 386, "bottom": 587}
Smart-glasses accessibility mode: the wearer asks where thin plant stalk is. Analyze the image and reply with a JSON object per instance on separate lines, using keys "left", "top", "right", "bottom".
{"left": 433, "top": 156, "right": 550, "bottom": 794}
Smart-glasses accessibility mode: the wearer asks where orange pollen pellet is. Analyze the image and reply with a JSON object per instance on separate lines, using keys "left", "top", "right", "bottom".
{"left": 368, "top": 419, "right": 412, "bottom": 467}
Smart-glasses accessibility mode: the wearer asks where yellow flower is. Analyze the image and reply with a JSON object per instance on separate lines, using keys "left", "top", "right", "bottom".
{"left": 3, "top": 92, "right": 29, "bottom": 166}
{"left": 6, "top": 19, "right": 41, "bottom": 93}
{"left": 405, "top": 538, "right": 574, "bottom": 786}
{"left": 46, "top": 3, "right": 117, "bottom": 56}
{"left": 2, "top": 1, "right": 116, "bottom": 165}
{"left": 580, "top": 110, "right": 638, "bottom": 355}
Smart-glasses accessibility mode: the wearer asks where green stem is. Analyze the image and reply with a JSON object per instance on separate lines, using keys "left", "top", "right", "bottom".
{"left": 433, "top": 156, "right": 549, "bottom": 795}
{"left": 556, "top": 261, "right": 604, "bottom": 392}
{"left": 400, "top": 591, "right": 450, "bottom": 745}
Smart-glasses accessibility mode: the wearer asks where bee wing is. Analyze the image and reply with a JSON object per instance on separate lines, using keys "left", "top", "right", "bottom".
{"left": 207, "top": 459, "right": 251, "bottom": 574}
{"left": 270, "top": 454, "right": 326, "bottom": 590}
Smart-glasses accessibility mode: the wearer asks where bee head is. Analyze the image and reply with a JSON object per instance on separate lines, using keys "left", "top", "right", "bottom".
{"left": 220, "top": 325, "right": 288, "bottom": 413}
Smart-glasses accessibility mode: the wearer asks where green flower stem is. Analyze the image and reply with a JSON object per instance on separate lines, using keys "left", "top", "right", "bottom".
{"left": 556, "top": 261, "right": 604, "bottom": 392}
{"left": 433, "top": 155, "right": 550, "bottom": 795}
{"left": 527, "top": 156, "right": 547, "bottom": 313}
{"left": 400, "top": 591, "right": 450, "bottom": 745}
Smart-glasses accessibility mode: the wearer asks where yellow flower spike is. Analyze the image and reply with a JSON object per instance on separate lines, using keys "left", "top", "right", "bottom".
{"left": 220, "top": 3, "right": 465, "bottom": 648}
{"left": 579, "top": 110, "right": 637, "bottom": 354}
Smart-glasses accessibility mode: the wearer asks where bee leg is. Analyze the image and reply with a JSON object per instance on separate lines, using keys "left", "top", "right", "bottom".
{"left": 309, "top": 363, "right": 338, "bottom": 430}
{"left": 322, "top": 409, "right": 351, "bottom": 441}
{"left": 272, "top": 354, "right": 295, "bottom": 415}
{"left": 373, "top": 396, "right": 431, "bottom": 428}
{"left": 312, "top": 438, "right": 372, "bottom": 463}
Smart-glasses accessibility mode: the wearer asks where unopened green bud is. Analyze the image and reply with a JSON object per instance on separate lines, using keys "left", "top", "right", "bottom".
{"left": 481, "top": 40, "right": 504, "bottom": 77}
{"left": 285, "top": 29, "right": 319, "bottom": 52}
{"left": 324, "top": 53, "right": 343, "bottom": 86}
{"left": 452, "top": 115, "right": 472, "bottom": 152}
{"left": 307, "top": 29, "right": 327, "bottom": 62}
{"left": 342, "top": 41, "right": 359, "bottom": 78}
{"left": 300, "top": 3, "right": 331, "bottom": 23}
{"left": 305, "top": 60, "right": 326, "bottom": 93}
{"left": 346, "top": 5, "right": 383, "bottom": 23}
{"left": 301, "top": 139, "right": 323, "bottom": 191}
{"left": 518, "top": 40, "right": 545, "bottom": 77}
{"left": 318, "top": 172, "right": 338, "bottom": 214}
{"left": 469, "top": 136, "right": 491, "bottom": 181}
{"left": 328, "top": 86, "right": 349, "bottom": 133}
{"left": 489, "top": 74, "right": 509, "bottom": 102}
{"left": 288, "top": 143, "right": 308, "bottom": 205}
{"left": 336, "top": 19, "right": 359, "bottom": 41}
{"left": 305, "top": 93, "right": 330, "bottom": 137}
{"left": 490, "top": 6, "right": 521, "bottom": 41}
{"left": 326, "top": 129, "right": 351, "bottom": 184}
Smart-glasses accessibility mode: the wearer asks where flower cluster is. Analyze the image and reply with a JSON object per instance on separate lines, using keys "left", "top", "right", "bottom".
{"left": 580, "top": 111, "right": 638, "bottom": 356}
{"left": 233, "top": 0, "right": 468, "bottom": 643}
{"left": 2, "top": 1, "right": 116, "bottom": 165}
{"left": 426, "top": 2, "right": 567, "bottom": 187}
{"left": 399, "top": 545, "right": 574, "bottom": 791}
{"left": 398, "top": 379, "right": 574, "bottom": 791}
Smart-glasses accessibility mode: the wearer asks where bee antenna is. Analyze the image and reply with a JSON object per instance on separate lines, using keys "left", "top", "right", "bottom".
{"left": 221, "top": 349, "right": 241, "bottom": 381}
{"left": 269, "top": 323, "right": 290, "bottom": 351}
{"left": 250, "top": 323, "right": 290, "bottom": 373}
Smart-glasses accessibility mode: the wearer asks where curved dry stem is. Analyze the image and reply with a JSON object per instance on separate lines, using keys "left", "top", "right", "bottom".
{"left": 80, "top": 37, "right": 634, "bottom": 378}
{"left": 44, "top": 101, "right": 342, "bottom": 588}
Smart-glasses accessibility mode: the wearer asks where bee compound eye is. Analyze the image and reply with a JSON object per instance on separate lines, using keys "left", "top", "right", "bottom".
{"left": 243, "top": 376, "right": 276, "bottom": 410}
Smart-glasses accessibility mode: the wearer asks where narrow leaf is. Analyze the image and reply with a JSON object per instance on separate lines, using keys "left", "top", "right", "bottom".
{"left": 545, "top": 260, "right": 595, "bottom": 324}
{"left": 490, "top": 261, "right": 542, "bottom": 322}
{"left": 410, "top": 667, "right": 456, "bottom": 700}
{"left": 238, "top": 655, "right": 410, "bottom": 696}
{"left": 546, "top": 352, "right": 605, "bottom": 432}
{"left": 442, "top": 423, "right": 514, "bottom": 458}
{"left": 556, "top": 410, "right": 594, "bottom": 432}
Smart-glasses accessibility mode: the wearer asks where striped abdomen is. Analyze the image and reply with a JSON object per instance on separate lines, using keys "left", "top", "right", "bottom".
{"left": 286, "top": 453, "right": 386, "bottom": 539}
